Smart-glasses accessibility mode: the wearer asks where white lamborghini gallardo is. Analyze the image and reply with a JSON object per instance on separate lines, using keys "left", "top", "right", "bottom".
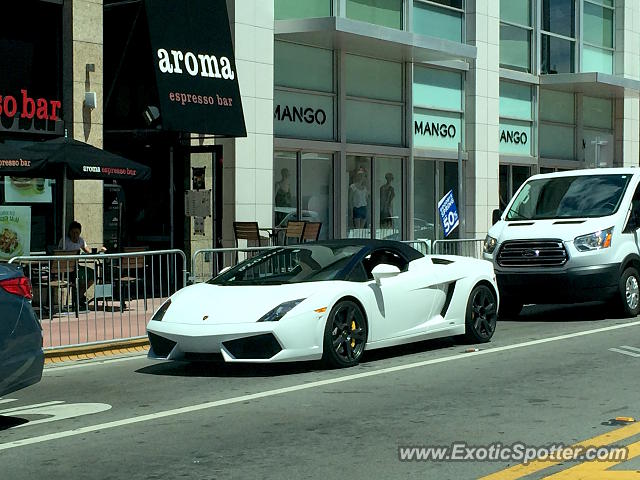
{"left": 147, "top": 239, "right": 499, "bottom": 368}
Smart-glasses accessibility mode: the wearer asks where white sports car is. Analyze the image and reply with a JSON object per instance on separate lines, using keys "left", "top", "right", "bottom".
{"left": 147, "top": 240, "right": 499, "bottom": 368}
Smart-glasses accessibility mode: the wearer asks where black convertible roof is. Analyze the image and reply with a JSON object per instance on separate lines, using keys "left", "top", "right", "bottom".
{"left": 289, "top": 239, "right": 424, "bottom": 262}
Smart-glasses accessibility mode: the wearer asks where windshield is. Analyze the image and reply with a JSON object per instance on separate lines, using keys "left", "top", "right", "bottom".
{"left": 505, "top": 174, "right": 632, "bottom": 220}
{"left": 208, "top": 245, "right": 363, "bottom": 285}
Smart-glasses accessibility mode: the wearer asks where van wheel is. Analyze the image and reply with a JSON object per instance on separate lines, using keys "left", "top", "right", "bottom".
{"left": 498, "top": 300, "right": 522, "bottom": 319}
{"left": 616, "top": 267, "right": 640, "bottom": 317}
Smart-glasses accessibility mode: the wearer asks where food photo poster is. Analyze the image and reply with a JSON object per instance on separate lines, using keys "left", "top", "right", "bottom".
{"left": 5, "top": 177, "right": 52, "bottom": 203}
{"left": 0, "top": 206, "right": 31, "bottom": 260}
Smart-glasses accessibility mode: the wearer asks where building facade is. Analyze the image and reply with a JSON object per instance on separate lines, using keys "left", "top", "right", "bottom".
{"left": 2, "top": 0, "right": 639, "bottom": 257}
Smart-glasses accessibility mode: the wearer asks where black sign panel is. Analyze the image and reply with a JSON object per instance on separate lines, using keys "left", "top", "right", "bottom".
{"left": 145, "top": 0, "right": 246, "bottom": 136}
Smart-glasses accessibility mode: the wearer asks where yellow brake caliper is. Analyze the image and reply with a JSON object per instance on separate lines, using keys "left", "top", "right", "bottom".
{"left": 351, "top": 320, "right": 356, "bottom": 348}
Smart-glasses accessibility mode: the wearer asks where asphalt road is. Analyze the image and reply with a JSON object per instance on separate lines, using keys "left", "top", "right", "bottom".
{"left": 2, "top": 303, "right": 640, "bottom": 480}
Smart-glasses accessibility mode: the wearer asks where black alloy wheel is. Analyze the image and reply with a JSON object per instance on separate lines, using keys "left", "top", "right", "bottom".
{"left": 322, "top": 300, "right": 367, "bottom": 368}
{"left": 464, "top": 284, "right": 498, "bottom": 343}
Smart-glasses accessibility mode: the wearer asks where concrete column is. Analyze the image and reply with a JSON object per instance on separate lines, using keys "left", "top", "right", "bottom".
{"left": 220, "top": 0, "right": 275, "bottom": 247}
{"left": 614, "top": 0, "right": 640, "bottom": 167}
{"left": 465, "top": 0, "right": 500, "bottom": 238}
{"left": 63, "top": 0, "right": 104, "bottom": 249}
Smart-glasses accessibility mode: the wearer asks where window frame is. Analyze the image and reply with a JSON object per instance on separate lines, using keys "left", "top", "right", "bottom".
{"left": 413, "top": 0, "right": 466, "bottom": 43}
{"left": 499, "top": 0, "right": 534, "bottom": 73}
{"left": 580, "top": 0, "right": 615, "bottom": 73}
{"left": 539, "top": 0, "right": 578, "bottom": 74}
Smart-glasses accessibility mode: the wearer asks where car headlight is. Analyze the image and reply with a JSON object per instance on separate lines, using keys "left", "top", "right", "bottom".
{"left": 574, "top": 227, "right": 613, "bottom": 252}
{"left": 151, "top": 299, "right": 171, "bottom": 321}
{"left": 257, "top": 299, "right": 306, "bottom": 322}
{"left": 484, "top": 235, "right": 498, "bottom": 254}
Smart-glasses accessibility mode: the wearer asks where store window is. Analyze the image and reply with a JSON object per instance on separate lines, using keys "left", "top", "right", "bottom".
{"left": 499, "top": 165, "right": 532, "bottom": 210}
{"left": 414, "top": 159, "right": 459, "bottom": 241}
{"left": 413, "top": 0, "right": 464, "bottom": 43}
{"left": 539, "top": 89, "right": 575, "bottom": 159}
{"left": 582, "top": 0, "right": 614, "bottom": 74}
{"left": 541, "top": 0, "right": 576, "bottom": 74}
{"left": 273, "top": 151, "right": 334, "bottom": 239}
{"left": 499, "top": 81, "right": 534, "bottom": 156}
{"left": 275, "top": 0, "right": 331, "bottom": 20}
{"left": 274, "top": 42, "right": 335, "bottom": 141}
{"left": 346, "top": 0, "right": 402, "bottom": 29}
{"left": 413, "top": 67, "right": 463, "bottom": 150}
{"left": 499, "top": 0, "right": 531, "bottom": 72}
{"left": 345, "top": 54, "right": 403, "bottom": 145}
{"left": 583, "top": 96, "right": 613, "bottom": 167}
{"left": 347, "top": 155, "right": 403, "bottom": 239}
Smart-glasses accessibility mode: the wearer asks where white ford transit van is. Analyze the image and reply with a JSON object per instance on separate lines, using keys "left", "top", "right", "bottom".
{"left": 483, "top": 168, "right": 640, "bottom": 318}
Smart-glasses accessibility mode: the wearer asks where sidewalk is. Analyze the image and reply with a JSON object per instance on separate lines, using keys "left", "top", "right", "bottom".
{"left": 40, "top": 296, "right": 165, "bottom": 362}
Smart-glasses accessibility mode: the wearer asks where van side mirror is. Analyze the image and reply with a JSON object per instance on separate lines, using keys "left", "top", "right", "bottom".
{"left": 492, "top": 209, "right": 503, "bottom": 225}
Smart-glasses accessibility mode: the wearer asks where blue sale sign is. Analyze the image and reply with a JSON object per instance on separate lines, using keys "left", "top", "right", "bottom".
{"left": 437, "top": 190, "right": 459, "bottom": 237}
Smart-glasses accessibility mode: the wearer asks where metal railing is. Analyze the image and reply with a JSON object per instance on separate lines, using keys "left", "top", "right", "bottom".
{"left": 9, "top": 249, "right": 187, "bottom": 350}
{"left": 432, "top": 238, "right": 485, "bottom": 258}
{"left": 191, "top": 246, "right": 278, "bottom": 284}
{"left": 402, "top": 239, "right": 432, "bottom": 255}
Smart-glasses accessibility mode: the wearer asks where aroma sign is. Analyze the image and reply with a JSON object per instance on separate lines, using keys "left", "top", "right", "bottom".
{"left": 0, "top": 89, "right": 62, "bottom": 121}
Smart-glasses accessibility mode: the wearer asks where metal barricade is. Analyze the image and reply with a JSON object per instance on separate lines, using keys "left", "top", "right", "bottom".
{"left": 9, "top": 249, "right": 187, "bottom": 350}
{"left": 191, "top": 246, "right": 278, "bottom": 284}
{"left": 432, "top": 238, "right": 485, "bottom": 258}
{"left": 402, "top": 239, "right": 432, "bottom": 255}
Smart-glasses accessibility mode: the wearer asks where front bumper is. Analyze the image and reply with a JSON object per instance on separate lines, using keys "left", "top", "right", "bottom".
{"left": 146, "top": 311, "right": 325, "bottom": 363}
{"left": 495, "top": 263, "right": 620, "bottom": 304}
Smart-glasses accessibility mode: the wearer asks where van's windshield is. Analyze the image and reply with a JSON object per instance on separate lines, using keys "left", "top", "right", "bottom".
{"left": 505, "top": 174, "right": 632, "bottom": 220}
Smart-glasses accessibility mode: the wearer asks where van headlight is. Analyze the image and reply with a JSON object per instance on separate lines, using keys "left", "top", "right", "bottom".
{"left": 574, "top": 227, "right": 613, "bottom": 252}
{"left": 483, "top": 235, "right": 498, "bottom": 254}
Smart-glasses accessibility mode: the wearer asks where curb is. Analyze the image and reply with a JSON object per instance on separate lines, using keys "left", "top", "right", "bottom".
{"left": 44, "top": 338, "right": 150, "bottom": 364}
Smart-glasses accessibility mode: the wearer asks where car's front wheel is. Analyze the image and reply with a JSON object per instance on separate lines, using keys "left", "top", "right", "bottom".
{"left": 464, "top": 284, "right": 497, "bottom": 343}
{"left": 322, "top": 300, "right": 367, "bottom": 368}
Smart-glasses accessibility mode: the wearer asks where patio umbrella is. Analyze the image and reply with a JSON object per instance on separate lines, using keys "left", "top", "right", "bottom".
{"left": 22, "top": 137, "right": 151, "bottom": 249}
{"left": 22, "top": 137, "right": 151, "bottom": 181}
{"left": 0, "top": 142, "right": 48, "bottom": 176}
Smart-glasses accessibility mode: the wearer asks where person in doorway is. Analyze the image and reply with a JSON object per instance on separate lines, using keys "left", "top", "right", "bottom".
{"left": 379, "top": 172, "right": 395, "bottom": 229}
{"left": 349, "top": 168, "right": 369, "bottom": 229}
{"left": 275, "top": 168, "right": 292, "bottom": 226}
{"left": 58, "top": 221, "right": 106, "bottom": 309}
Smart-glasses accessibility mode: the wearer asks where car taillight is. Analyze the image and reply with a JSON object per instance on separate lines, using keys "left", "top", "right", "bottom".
{"left": 0, "top": 277, "right": 33, "bottom": 300}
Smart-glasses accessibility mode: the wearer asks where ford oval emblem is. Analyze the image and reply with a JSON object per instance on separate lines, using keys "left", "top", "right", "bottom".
{"left": 523, "top": 249, "right": 539, "bottom": 257}
{"left": 202, "top": 315, "right": 209, "bottom": 321}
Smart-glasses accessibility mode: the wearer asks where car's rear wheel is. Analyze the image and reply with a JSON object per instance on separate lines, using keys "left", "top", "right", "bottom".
{"left": 615, "top": 267, "right": 640, "bottom": 317}
{"left": 322, "top": 300, "right": 367, "bottom": 368}
{"left": 464, "top": 284, "right": 497, "bottom": 343}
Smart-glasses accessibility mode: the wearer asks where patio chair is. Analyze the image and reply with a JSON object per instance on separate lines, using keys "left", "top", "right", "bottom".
{"left": 233, "top": 222, "right": 270, "bottom": 247}
{"left": 284, "top": 220, "right": 306, "bottom": 245}
{"left": 301, "top": 222, "right": 321, "bottom": 242}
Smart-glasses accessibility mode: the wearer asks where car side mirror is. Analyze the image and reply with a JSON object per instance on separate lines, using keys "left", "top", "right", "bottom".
{"left": 372, "top": 264, "right": 401, "bottom": 285}
{"left": 492, "top": 209, "right": 503, "bottom": 225}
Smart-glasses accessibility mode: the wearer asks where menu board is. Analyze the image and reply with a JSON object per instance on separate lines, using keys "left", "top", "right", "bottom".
{"left": 0, "top": 206, "right": 31, "bottom": 260}
{"left": 4, "top": 177, "right": 52, "bottom": 203}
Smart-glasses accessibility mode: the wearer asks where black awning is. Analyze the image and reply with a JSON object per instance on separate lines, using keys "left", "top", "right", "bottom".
{"left": 145, "top": 0, "right": 247, "bottom": 137}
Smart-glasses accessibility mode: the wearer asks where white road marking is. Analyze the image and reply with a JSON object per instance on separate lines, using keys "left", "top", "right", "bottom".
{"left": 0, "top": 399, "right": 17, "bottom": 405}
{"left": 619, "top": 345, "right": 640, "bottom": 353}
{"left": 11, "top": 403, "right": 112, "bottom": 428}
{"left": 609, "top": 346, "right": 640, "bottom": 357}
{"left": 0, "top": 401, "right": 64, "bottom": 415}
{"left": 3, "top": 319, "right": 640, "bottom": 452}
